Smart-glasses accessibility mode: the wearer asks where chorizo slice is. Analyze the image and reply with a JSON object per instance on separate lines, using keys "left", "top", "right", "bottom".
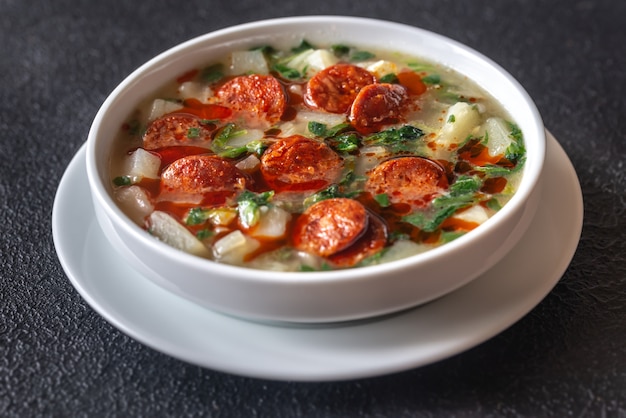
{"left": 293, "top": 198, "right": 369, "bottom": 257}
{"left": 160, "top": 155, "right": 247, "bottom": 196}
{"left": 365, "top": 156, "right": 449, "bottom": 207}
{"left": 215, "top": 74, "right": 287, "bottom": 125}
{"left": 349, "top": 83, "right": 409, "bottom": 134}
{"left": 328, "top": 213, "right": 387, "bottom": 268}
{"left": 143, "top": 114, "right": 213, "bottom": 150}
{"left": 304, "top": 64, "right": 377, "bottom": 114}
{"left": 260, "top": 135, "right": 344, "bottom": 192}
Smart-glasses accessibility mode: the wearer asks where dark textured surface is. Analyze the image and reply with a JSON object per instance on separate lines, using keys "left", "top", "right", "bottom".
{"left": 1, "top": 0, "right": 625, "bottom": 416}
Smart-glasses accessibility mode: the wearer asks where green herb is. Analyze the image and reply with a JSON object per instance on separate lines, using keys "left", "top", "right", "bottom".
{"left": 504, "top": 122, "right": 526, "bottom": 163}
{"left": 474, "top": 164, "right": 516, "bottom": 177}
{"left": 196, "top": 229, "right": 213, "bottom": 240}
{"left": 407, "top": 62, "right": 438, "bottom": 72}
{"left": 186, "top": 207, "right": 237, "bottom": 226}
{"left": 447, "top": 114, "right": 456, "bottom": 123}
{"left": 186, "top": 208, "right": 210, "bottom": 225}
{"left": 374, "top": 193, "right": 391, "bottom": 207}
{"left": 440, "top": 230, "right": 466, "bottom": 243}
{"left": 187, "top": 127, "right": 201, "bottom": 139}
{"left": 402, "top": 175, "right": 483, "bottom": 232}
{"left": 308, "top": 122, "right": 359, "bottom": 153}
{"left": 292, "top": 40, "right": 315, "bottom": 53}
{"left": 252, "top": 45, "right": 276, "bottom": 55}
{"left": 356, "top": 248, "right": 389, "bottom": 267}
{"left": 303, "top": 184, "right": 343, "bottom": 207}
{"left": 308, "top": 121, "right": 327, "bottom": 137}
{"left": 272, "top": 63, "right": 301, "bottom": 79}
{"left": 486, "top": 198, "right": 502, "bottom": 211}
{"left": 379, "top": 73, "right": 399, "bottom": 84}
{"left": 236, "top": 190, "right": 274, "bottom": 229}
{"left": 350, "top": 50, "right": 375, "bottom": 62}
{"left": 449, "top": 175, "right": 482, "bottom": 195}
{"left": 113, "top": 176, "right": 132, "bottom": 186}
{"left": 364, "top": 125, "right": 425, "bottom": 152}
{"left": 308, "top": 121, "right": 351, "bottom": 139}
{"left": 330, "top": 133, "right": 360, "bottom": 153}
{"left": 331, "top": 44, "right": 350, "bottom": 57}
{"left": 210, "top": 123, "right": 252, "bottom": 158}
{"left": 421, "top": 74, "right": 441, "bottom": 85}
{"left": 201, "top": 63, "right": 225, "bottom": 83}
{"left": 299, "top": 262, "right": 333, "bottom": 272}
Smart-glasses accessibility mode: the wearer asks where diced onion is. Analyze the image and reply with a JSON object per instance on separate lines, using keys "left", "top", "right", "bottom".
{"left": 249, "top": 206, "right": 291, "bottom": 239}
{"left": 229, "top": 50, "right": 269, "bottom": 75}
{"left": 225, "top": 129, "right": 264, "bottom": 148}
{"left": 376, "top": 240, "right": 432, "bottom": 264}
{"left": 122, "top": 148, "right": 161, "bottom": 181}
{"left": 114, "top": 186, "right": 154, "bottom": 225}
{"left": 364, "top": 60, "right": 398, "bottom": 79}
{"left": 301, "top": 49, "right": 339, "bottom": 76}
{"left": 235, "top": 154, "right": 261, "bottom": 172}
{"left": 148, "top": 99, "right": 183, "bottom": 121}
{"left": 452, "top": 205, "right": 489, "bottom": 225}
{"left": 148, "top": 211, "right": 211, "bottom": 257}
{"left": 435, "top": 102, "right": 480, "bottom": 148}
{"left": 482, "top": 117, "right": 513, "bottom": 157}
{"left": 213, "top": 230, "right": 260, "bottom": 265}
{"left": 178, "top": 81, "right": 213, "bottom": 102}
{"left": 248, "top": 248, "right": 324, "bottom": 272}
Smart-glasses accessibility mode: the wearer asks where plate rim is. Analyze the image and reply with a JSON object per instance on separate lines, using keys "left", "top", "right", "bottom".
{"left": 52, "top": 130, "right": 583, "bottom": 381}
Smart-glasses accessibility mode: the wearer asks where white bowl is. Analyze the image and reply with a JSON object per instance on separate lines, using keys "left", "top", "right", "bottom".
{"left": 86, "top": 16, "right": 545, "bottom": 323}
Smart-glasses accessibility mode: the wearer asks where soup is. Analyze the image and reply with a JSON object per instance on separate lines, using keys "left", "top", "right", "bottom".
{"left": 110, "top": 41, "right": 526, "bottom": 271}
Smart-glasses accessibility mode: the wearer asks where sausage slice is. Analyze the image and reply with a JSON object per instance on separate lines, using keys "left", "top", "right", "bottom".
{"left": 349, "top": 83, "right": 409, "bottom": 134}
{"left": 304, "top": 64, "right": 377, "bottom": 114}
{"left": 293, "top": 198, "right": 369, "bottom": 257}
{"left": 365, "top": 156, "right": 449, "bottom": 207}
{"left": 260, "top": 135, "right": 344, "bottom": 192}
{"left": 328, "top": 213, "right": 387, "bottom": 267}
{"left": 215, "top": 74, "right": 287, "bottom": 125}
{"left": 143, "top": 114, "right": 213, "bottom": 150}
{"left": 161, "top": 155, "right": 247, "bottom": 196}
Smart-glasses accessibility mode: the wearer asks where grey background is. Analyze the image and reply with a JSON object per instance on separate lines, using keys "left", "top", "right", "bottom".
{"left": 1, "top": 0, "right": 625, "bottom": 416}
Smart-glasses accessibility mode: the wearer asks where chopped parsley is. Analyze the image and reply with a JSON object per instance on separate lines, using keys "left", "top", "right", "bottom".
{"left": 308, "top": 121, "right": 360, "bottom": 154}
{"left": 196, "top": 229, "right": 213, "bottom": 240}
{"left": 379, "top": 73, "right": 399, "bottom": 84}
{"left": 236, "top": 190, "right": 275, "bottom": 229}
{"left": 292, "top": 40, "right": 315, "bottom": 53}
{"left": 421, "top": 74, "right": 441, "bottom": 85}
{"left": 201, "top": 63, "right": 225, "bottom": 83}
{"left": 186, "top": 127, "right": 201, "bottom": 139}
{"left": 402, "top": 175, "right": 483, "bottom": 232}
{"left": 186, "top": 207, "right": 237, "bottom": 226}
{"left": 374, "top": 193, "right": 391, "bottom": 207}
{"left": 364, "top": 125, "right": 425, "bottom": 152}
{"left": 210, "top": 123, "right": 263, "bottom": 158}
{"left": 350, "top": 50, "right": 375, "bottom": 62}
{"left": 113, "top": 176, "right": 132, "bottom": 186}
{"left": 331, "top": 44, "right": 351, "bottom": 57}
{"left": 272, "top": 63, "right": 301, "bottom": 79}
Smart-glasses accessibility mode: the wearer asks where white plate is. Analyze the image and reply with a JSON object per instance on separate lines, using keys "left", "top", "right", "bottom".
{"left": 52, "top": 131, "right": 582, "bottom": 382}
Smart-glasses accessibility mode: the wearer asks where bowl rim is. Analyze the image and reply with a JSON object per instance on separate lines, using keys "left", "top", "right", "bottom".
{"left": 86, "top": 15, "right": 546, "bottom": 284}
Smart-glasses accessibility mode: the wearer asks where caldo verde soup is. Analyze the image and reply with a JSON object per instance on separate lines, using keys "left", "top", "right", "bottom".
{"left": 111, "top": 41, "right": 526, "bottom": 271}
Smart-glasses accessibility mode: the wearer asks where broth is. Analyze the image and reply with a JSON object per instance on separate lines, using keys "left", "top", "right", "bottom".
{"left": 110, "top": 41, "right": 525, "bottom": 271}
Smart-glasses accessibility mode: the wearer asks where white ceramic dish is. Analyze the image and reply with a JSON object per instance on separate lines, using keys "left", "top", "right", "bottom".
{"left": 53, "top": 131, "right": 582, "bottom": 381}
{"left": 86, "top": 16, "right": 546, "bottom": 323}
